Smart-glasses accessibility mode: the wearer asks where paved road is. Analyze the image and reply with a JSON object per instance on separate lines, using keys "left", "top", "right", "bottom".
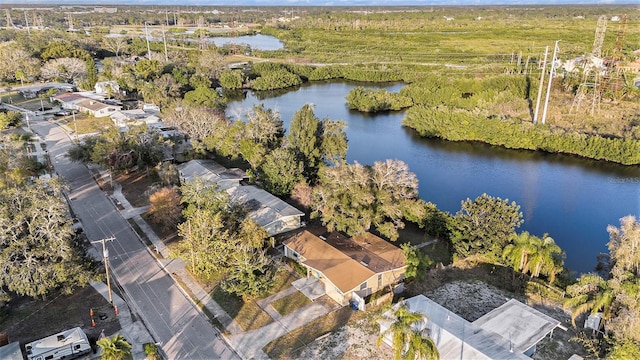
{"left": 31, "top": 117, "right": 239, "bottom": 360}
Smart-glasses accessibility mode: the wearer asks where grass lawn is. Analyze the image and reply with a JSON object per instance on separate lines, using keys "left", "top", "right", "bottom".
{"left": 60, "top": 115, "right": 113, "bottom": 135}
{"left": 210, "top": 285, "right": 273, "bottom": 331}
{"left": 207, "top": 267, "right": 299, "bottom": 332}
{"left": 270, "top": 291, "right": 311, "bottom": 317}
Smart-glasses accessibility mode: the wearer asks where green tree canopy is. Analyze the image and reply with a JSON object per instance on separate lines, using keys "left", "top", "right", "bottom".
{"left": 97, "top": 334, "right": 132, "bottom": 360}
{"left": 288, "top": 104, "right": 348, "bottom": 182}
{"left": 449, "top": 193, "right": 523, "bottom": 258}
{"left": 0, "top": 179, "right": 92, "bottom": 298}
{"left": 176, "top": 180, "right": 276, "bottom": 299}
{"left": 312, "top": 159, "right": 421, "bottom": 240}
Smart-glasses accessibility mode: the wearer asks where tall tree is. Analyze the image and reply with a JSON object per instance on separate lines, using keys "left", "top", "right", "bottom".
{"left": 288, "top": 104, "right": 348, "bottom": 182}
{"left": 288, "top": 104, "right": 323, "bottom": 180}
{"left": 449, "top": 194, "right": 523, "bottom": 258}
{"left": 162, "top": 101, "right": 230, "bottom": 152}
{"left": 0, "top": 179, "right": 91, "bottom": 298}
{"left": 148, "top": 187, "right": 182, "bottom": 231}
{"left": 177, "top": 180, "right": 276, "bottom": 298}
{"left": 378, "top": 304, "right": 440, "bottom": 360}
{"left": 312, "top": 160, "right": 420, "bottom": 240}
{"left": 258, "top": 147, "right": 304, "bottom": 197}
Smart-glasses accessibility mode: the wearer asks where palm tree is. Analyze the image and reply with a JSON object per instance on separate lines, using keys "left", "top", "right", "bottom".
{"left": 564, "top": 273, "right": 615, "bottom": 327}
{"left": 502, "top": 231, "right": 537, "bottom": 275}
{"left": 378, "top": 304, "right": 440, "bottom": 360}
{"left": 529, "top": 234, "right": 565, "bottom": 283}
{"left": 96, "top": 334, "right": 132, "bottom": 360}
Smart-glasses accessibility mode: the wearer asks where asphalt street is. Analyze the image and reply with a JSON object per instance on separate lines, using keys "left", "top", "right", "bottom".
{"left": 30, "top": 116, "right": 239, "bottom": 359}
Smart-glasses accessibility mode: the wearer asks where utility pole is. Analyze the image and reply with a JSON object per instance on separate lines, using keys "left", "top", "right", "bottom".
{"left": 541, "top": 40, "right": 560, "bottom": 126}
{"left": 24, "top": 11, "right": 30, "bottom": 36}
{"left": 145, "top": 22, "right": 151, "bottom": 61}
{"left": 92, "top": 237, "right": 116, "bottom": 305}
{"left": 72, "top": 111, "right": 78, "bottom": 142}
{"left": 162, "top": 24, "right": 168, "bottom": 62}
{"left": 533, "top": 45, "right": 549, "bottom": 125}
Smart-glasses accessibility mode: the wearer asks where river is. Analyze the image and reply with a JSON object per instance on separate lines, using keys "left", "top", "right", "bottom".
{"left": 226, "top": 81, "right": 640, "bottom": 275}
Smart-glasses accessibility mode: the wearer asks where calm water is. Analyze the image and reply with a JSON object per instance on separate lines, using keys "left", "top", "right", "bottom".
{"left": 208, "top": 34, "right": 284, "bottom": 50}
{"left": 226, "top": 81, "right": 640, "bottom": 275}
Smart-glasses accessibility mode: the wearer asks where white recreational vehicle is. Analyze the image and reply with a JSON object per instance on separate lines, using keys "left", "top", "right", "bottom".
{"left": 24, "top": 327, "right": 92, "bottom": 360}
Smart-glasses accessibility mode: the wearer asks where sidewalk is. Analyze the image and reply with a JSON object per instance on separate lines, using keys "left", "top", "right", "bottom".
{"left": 90, "top": 281, "right": 154, "bottom": 360}
{"left": 111, "top": 183, "right": 244, "bottom": 336}
{"left": 110, "top": 178, "right": 344, "bottom": 359}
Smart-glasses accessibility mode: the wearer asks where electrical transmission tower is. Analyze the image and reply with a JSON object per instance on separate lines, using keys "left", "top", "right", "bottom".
{"left": 592, "top": 15, "right": 607, "bottom": 58}
{"left": 571, "top": 16, "right": 607, "bottom": 115}
{"left": 613, "top": 14, "right": 628, "bottom": 62}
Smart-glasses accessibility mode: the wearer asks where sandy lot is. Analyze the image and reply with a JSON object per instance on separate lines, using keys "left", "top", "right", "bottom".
{"left": 297, "top": 280, "right": 586, "bottom": 360}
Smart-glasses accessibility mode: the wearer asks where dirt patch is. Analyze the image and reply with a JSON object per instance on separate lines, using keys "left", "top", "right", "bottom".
{"left": 297, "top": 316, "right": 394, "bottom": 360}
{"left": 115, "top": 171, "right": 157, "bottom": 208}
{"left": 0, "top": 285, "right": 120, "bottom": 346}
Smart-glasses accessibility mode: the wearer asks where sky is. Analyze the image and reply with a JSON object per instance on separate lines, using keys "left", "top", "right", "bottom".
{"left": 4, "top": 0, "right": 632, "bottom": 6}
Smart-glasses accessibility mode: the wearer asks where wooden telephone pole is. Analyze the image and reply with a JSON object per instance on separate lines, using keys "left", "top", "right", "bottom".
{"left": 92, "top": 237, "right": 116, "bottom": 305}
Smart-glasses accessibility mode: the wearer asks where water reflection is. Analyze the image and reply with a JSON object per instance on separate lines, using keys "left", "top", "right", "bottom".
{"left": 225, "top": 81, "right": 640, "bottom": 275}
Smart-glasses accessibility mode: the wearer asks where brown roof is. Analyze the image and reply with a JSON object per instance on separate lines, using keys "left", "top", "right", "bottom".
{"left": 76, "top": 99, "right": 112, "bottom": 111}
{"left": 53, "top": 93, "right": 87, "bottom": 103}
{"left": 284, "top": 230, "right": 406, "bottom": 293}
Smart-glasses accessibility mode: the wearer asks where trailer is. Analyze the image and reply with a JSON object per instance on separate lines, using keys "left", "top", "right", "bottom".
{"left": 24, "top": 327, "right": 92, "bottom": 360}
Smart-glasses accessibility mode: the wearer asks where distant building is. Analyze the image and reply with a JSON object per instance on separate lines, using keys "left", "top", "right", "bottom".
{"left": 110, "top": 109, "right": 160, "bottom": 130}
{"left": 75, "top": 99, "right": 121, "bottom": 117}
{"left": 94, "top": 81, "right": 120, "bottom": 96}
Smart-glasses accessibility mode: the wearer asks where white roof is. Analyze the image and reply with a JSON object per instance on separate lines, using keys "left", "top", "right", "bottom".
{"left": 396, "top": 295, "right": 531, "bottom": 359}
{"left": 226, "top": 185, "right": 304, "bottom": 229}
{"left": 472, "top": 298, "right": 561, "bottom": 354}
{"left": 178, "top": 159, "right": 245, "bottom": 190}
{"left": 25, "top": 327, "right": 89, "bottom": 359}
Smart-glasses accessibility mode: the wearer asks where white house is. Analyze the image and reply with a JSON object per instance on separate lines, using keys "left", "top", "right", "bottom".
{"left": 110, "top": 109, "right": 161, "bottom": 130}
{"left": 177, "top": 159, "right": 246, "bottom": 191}
{"left": 226, "top": 185, "right": 304, "bottom": 236}
{"left": 94, "top": 80, "right": 120, "bottom": 96}
{"left": 75, "top": 99, "right": 121, "bottom": 117}
{"left": 379, "top": 295, "right": 563, "bottom": 359}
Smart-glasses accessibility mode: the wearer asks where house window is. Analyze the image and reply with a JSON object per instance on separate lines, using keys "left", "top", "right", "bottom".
{"left": 378, "top": 274, "right": 383, "bottom": 288}
{"left": 360, "top": 281, "right": 367, "bottom": 290}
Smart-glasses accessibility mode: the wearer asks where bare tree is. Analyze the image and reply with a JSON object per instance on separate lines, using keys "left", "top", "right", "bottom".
{"left": 102, "top": 36, "right": 129, "bottom": 57}
{"left": 41, "top": 57, "right": 87, "bottom": 83}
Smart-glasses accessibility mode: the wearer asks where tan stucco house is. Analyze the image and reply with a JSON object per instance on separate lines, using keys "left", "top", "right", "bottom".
{"left": 284, "top": 230, "right": 406, "bottom": 307}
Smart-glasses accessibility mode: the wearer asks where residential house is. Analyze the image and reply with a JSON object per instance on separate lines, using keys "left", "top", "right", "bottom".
{"left": 284, "top": 230, "right": 407, "bottom": 307}
{"left": 94, "top": 81, "right": 120, "bottom": 96}
{"left": 226, "top": 185, "right": 304, "bottom": 236}
{"left": 51, "top": 92, "right": 87, "bottom": 110}
{"left": 75, "top": 99, "right": 121, "bottom": 117}
{"left": 177, "top": 159, "right": 246, "bottom": 191}
{"left": 110, "top": 109, "right": 161, "bottom": 130}
{"left": 379, "top": 295, "right": 563, "bottom": 359}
